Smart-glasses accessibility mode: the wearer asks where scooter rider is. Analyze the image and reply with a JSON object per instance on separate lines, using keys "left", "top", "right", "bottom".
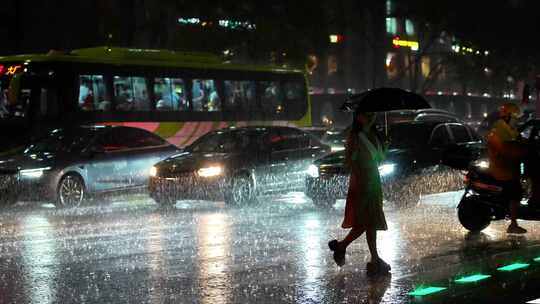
{"left": 487, "top": 102, "right": 528, "bottom": 234}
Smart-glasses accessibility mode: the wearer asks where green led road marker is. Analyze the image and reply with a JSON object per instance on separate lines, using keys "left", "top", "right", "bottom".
{"left": 533, "top": 257, "right": 540, "bottom": 263}
{"left": 408, "top": 286, "right": 447, "bottom": 296}
{"left": 455, "top": 274, "right": 491, "bottom": 283}
{"left": 497, "top": 263, "right": 530, "bottom": 272}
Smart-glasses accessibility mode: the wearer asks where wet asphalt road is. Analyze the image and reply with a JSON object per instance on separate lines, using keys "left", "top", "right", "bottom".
{"left": 2, "top": 192, "right": 540, "bottom": 303}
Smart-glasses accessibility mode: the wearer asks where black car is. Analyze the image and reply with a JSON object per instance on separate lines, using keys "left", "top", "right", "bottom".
{"left": 376, "top": 108, "right": 462, "bottom": 125}
{"left": 321, "top": 109, "right": 463, "bottom": 152}
{"left": 149, "top": 126, "right": 331, "bottom": 206}
{"left": 305, "top": 121, "right": 484, "bottom": 207}
{"left": 0, "top": 126, "right": 179, "bottom": 207}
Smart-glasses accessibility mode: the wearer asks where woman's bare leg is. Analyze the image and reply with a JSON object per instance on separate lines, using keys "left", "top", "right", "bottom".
{"left": 340, "top": 226, "right": 366, "bottom": 249}
{"left": 366, "top": 228, "right": 379, "bottom": 262}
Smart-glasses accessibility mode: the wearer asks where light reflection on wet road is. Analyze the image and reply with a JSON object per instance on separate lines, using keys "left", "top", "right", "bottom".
{"left": 1, "top": 191, "right": 540, "bottom": 303}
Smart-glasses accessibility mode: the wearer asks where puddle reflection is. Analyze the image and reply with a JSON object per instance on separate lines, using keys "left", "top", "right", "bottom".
{"left": 21, "top": 215, "right": 59, "bottom": 304}
{"left": 197, "top": 213, "right": 232, "bottom": 304}
{"left": 145, "top": 213, "right": 166, "bottom": 303}
{"left": 298, "top": 214, "right": 324, "bottom": 302}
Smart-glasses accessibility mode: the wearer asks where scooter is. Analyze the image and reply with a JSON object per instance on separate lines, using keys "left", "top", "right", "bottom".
{"left": 457, "top": 159, "right": 540, "bottom": 232}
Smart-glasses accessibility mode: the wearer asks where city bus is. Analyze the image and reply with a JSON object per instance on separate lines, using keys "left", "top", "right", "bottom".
{"left": 0, "top": 47, "right": 311, "bottom": 151}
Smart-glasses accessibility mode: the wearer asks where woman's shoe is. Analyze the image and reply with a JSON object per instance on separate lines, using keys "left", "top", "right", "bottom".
{"left": 377, "top": 259, "right": 391, "bottom": 273}
{"left": 328, "top": 240, "right": 346, "bottom": 267}
{"left": 366, "top": 258, "right": 391, "bottom": 276}
{"left": 328, "top": 240, "right": 339, "bottom": 251}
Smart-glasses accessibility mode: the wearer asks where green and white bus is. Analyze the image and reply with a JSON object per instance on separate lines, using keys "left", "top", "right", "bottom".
{"left": 0, "top": 47, "right": 311, "bottom": 150}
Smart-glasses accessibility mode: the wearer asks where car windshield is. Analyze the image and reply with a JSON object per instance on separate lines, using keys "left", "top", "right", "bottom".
{"left": 189, "top": 130, "right": 251, "bottom": 153}
{"left": 387, "top": 124, "right": 432, "bottom": 149}
{"left": 323, "top": 129, "right": 347, "bottom": 142}
{"left": 24, "top": 129, "right": 98, "bottom": 154}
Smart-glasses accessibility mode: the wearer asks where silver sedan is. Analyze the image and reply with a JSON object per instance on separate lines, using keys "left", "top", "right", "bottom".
{"left": 0, "top": 125, "right": 179, "bottom": 207}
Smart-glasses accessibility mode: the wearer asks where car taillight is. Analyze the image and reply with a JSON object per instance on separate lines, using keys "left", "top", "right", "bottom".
{"left": 463, "top": 173, "right": 470, "bottom": 185}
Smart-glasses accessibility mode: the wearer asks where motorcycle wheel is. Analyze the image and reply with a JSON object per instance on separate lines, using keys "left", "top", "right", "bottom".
{"left": 458, "top": 196, "right": 492, "bottom": 232}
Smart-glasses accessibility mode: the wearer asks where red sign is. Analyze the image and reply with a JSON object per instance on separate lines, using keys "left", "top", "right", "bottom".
{"left": 0, "top": 65, "right": 22, "bottom": 76}
{"left": 6, "top": 65, "right": 21, "bottom": 75}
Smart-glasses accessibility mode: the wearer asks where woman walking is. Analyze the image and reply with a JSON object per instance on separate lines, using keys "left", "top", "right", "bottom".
{"left": 328, "top": 110, "right": 390, "bottom": 275}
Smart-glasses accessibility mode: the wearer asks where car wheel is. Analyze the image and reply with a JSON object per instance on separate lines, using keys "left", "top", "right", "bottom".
{"left": 458, "top": 196, "right": 492, "bottom": 232}
{"left": 312, "top": 196, "right": 336, "bottom": 208}
{"left": 56, "top": 174, "right": 85, "bottom": 208}
{"left": 225, "top": 175, "right": 257, "bottom": 206}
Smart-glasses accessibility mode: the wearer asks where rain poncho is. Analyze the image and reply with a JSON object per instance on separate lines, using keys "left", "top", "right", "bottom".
{"left": 487, "top": 119, "right": 526, "bottom": 181}
{"left": 342, "top": 131, "right": 387, "bottom": 230}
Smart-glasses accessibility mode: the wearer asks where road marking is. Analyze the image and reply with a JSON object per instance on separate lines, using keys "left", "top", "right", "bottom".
{"left": 454, "top": 274, "right": 491, "bottom": 283}
{"left": 496, "top": 263, "right": 530, "bottom": 272}
{"left": 408, "top": 286, "right": 447, "bottom": 296}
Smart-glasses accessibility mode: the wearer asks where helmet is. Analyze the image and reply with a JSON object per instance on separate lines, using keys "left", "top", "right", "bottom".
{"left": 498, "top": 102, "right": 521, "bottom": 119}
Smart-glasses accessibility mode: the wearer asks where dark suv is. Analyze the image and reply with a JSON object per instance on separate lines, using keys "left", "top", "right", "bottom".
{"left": 149, "top": 126, "right": 330, "bottom": 206}
{"left": 305, "top": 121, "right": 484, "bottom": 207}
{"left": 321, "top": 109, "right": 462, "bottom": 152}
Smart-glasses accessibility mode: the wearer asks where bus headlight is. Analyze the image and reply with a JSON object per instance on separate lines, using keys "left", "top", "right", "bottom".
{"left": 20, "top": 167, "right": 51, "bottom": 178}
{"left": 197, "top": 166, "right": 223, "bottom": 177}
{"left": 307, "top": 164, "right": 319, "bottom": 178}
{"left": 378, "top": 163, "right": 396, "bottom": 177}
{"left": 150, "top": 166, "right": 158, "bottom": 177}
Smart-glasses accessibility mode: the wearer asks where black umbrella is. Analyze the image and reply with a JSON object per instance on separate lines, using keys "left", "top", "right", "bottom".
{"left": 340, "top": 88, "right": 432, "bottom": 137}
{"left": 340, "top": 87, "right": 431, "bottom": 113}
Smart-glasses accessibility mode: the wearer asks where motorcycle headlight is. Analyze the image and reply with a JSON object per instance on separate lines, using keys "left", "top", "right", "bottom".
{"left": 307, "top": 164, "right": 319, "bottom": 178}
{"left": 19, "top": 167, "right": 52, "bottom": 178}
{"left": 378, "top": 163, "right": 396, "bottom": 177}
{"left": 197, "top": 166, "right": 223, "bottom": 177}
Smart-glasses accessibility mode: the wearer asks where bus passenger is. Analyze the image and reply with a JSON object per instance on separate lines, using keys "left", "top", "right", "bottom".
{"left": 192, "top": 80, "right": 205, "bottom": 111}
{"left": 207, "top": 89, "right": 220, "bottom": 111}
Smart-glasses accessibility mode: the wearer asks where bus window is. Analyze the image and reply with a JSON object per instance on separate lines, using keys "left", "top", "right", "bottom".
{"left": 260, "top": 81, "right": 282, "bottom": 114}
{"left": 283, "top": 80, "right": 306, "bottom": 114}
{"left": 113, "top": 76, "right": 150, "bottom": 111}
{"left": 192, "top": 79, "right": 221, "bottom": 112}
{"left": 79, "top": 75, "right": 111, "bottom": 112}
{"left": 154, "top": 77, "right": 188, "bottom": 111}
{"left": 224, "top": 80, "right": 256, "bottom": 111}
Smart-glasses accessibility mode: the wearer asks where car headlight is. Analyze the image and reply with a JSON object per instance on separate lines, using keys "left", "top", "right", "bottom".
{"left": 197, "top": 166, "right": 223, "bottom": 177}
{"left": 307, "top": 164, "right": 319, "bottom": 178}
{"left": 19, "top": 167, "right": 51, "bottom": 178}
{"left": 378, "top": 163, "right": 396, "bottom": 177}
{"left": 150, "top": 166, "right": 158, "bottom": 177}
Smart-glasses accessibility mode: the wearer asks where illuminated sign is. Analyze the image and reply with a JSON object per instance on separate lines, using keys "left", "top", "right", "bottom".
{"left": 392, "top": 37, "right": 419, "bottom": 51}
{"left": 178, "top": 17, "right": 256, "bottom": 30}
{"left": 0, "top": 65, "right": 22, "bottom": 76}
{"left": 329, "top": 34, "right": 344, "bottom": 44}
{"left": 6, "top": 65, "right": 22, "bottom": 75}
